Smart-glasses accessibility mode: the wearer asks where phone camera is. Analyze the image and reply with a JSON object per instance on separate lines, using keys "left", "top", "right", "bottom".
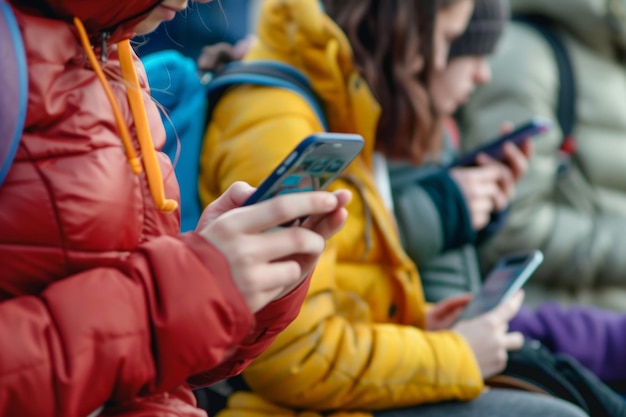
{"left": 325, "top": 159, "right": 344, "bottom": 173}
{"left": 300, "top": 158, "right": 314, "bottom": 171}
{"left": 309, "top": 159, "right": 329, "bottom": 173}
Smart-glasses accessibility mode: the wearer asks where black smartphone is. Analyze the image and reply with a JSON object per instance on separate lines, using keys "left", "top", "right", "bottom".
{"left": 243, "top": 132, "right": 364, "bottom": 207}
{"left": 449, "top": 116, "right": 552, "bottom": 168}
{"left": 457, "top": 250, "right": 544, "bottom": 322}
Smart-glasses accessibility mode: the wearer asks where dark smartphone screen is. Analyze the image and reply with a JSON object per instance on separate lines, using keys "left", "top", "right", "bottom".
{"left": 449, "top": 117, "right": 552, "bottom": 168}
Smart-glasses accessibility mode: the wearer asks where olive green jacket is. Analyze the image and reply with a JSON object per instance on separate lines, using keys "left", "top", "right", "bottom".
{"left": 461, "top": 0, "right": 626, "bottom": 309}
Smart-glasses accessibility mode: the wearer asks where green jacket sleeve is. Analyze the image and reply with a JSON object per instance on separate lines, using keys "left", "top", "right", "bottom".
{"left": 389, "top": 163, "right": 448, "bottom": 264}
{"left": 390, "top": 164, "right": 482, "bottom": 301}
{"left": 390, "top": 166, "right": 477, "bottom": 260}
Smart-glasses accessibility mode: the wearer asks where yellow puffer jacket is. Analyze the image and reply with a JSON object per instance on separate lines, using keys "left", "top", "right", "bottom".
{"left": 199, "top": 0, "right": 483, "bottom": 415}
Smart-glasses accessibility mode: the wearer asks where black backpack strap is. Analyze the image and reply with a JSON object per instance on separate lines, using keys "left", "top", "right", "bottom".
{"left": 194, "top": 375, "right": 250, "bottom": 415}
{"left": 488, "top": 341, "right": 626, "bottom": 417}
{"left": 514, "top": 15, "right": 577, "bottom": 147}
{"left": 205, "top": 60, "right": 328, "bottom": 130}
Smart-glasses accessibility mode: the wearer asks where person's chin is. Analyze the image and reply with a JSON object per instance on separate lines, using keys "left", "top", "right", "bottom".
{"left": 455, "top": 95, "right": 469, "bottom": 110}
{"left": 443, "top": 101, "right": 458, "bottom": 117}
{"left": 134, "top": 19, "right": 162, "bottom": 35}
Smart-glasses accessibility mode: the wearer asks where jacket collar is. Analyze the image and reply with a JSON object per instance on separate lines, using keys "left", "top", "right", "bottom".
{"left": 245, "top": 0, "right": 381, "bottom": 165}
{"left": 10, "top": 0, "right": 160, "bottom": 42}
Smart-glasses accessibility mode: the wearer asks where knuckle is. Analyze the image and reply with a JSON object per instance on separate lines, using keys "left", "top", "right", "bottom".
{"left": 273, "top": 198, "right": 293, "bottom": 219}
{"left": 211, "top": 217, "right": 235, "bottom": 237}
{"left": 286, "top": 261, "right": 302, "bottom": 281}
{"left": 306, "top": 193, "right": 334, "bottom": 215}
{"left": 231, "top": 244, "right": 257, "bottom": 267}
{"left": 236, "top": 252, "right": 257, "bottom": 268}
{"left": 502, "top": 302, "right": 516, "bottom": 317}
{"left": 495, "top": 332, "right": 507, "bottom": 347}
{"left": 503, "top": 322, "right": 510, "bottom": 334}
{"left": 311, "top": 232, "right": 326, "bottom": 251}
{"left": 236, "top": 267, "right": 256, "bottom": 288}
{"left": 276, "top": 260, "right": 302, "bottom": 286}
{"left": 485, "top": 315, "right": 500, "bottom": 330}
{"left": 290, "top": 229, "right": 315, "bottom": 252}
{"left": 519, "top": 157, "right": 529, "bottom": 168}
{"left": 496, "top": 349, "right": 508, "bottom": 367}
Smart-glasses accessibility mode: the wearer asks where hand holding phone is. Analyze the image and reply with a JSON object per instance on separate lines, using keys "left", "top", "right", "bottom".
{"left": 449, "top": 116, "right": 552, "bottom": 168}
{"left": 243, "top": 132, "right": 364, "bottom": 207}
{"left": 453, "top": 290, "right": 526, "bottom": 378}
{"left": 451, "top": 252, "right": 540, "bottom": 378}
{"left": 457, "top": 250, "right": 544, "bottom": 322}
{"left": 197, "top": 185, "right": 350, "bottom": 313}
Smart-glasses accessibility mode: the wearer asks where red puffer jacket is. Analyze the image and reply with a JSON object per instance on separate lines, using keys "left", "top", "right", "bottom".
{"left": 0, "top": 1, "right": 310, "bottom": 416}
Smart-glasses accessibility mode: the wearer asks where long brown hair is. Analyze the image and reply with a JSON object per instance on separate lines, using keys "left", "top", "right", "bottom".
{"left": 324, "top": 0, "right": 466, "bottom": 163}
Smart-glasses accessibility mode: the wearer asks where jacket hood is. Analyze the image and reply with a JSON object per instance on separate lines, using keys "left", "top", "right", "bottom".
{"left": 246, "top": 0, "right": 381, "bottom": 162}
{"left": 11, "top": 0, "right": 161, "bottom": 36}
{"left": 511, "top": 0, "right": 626, "bottom": 57}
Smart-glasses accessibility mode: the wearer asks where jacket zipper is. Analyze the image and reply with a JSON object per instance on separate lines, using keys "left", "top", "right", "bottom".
{"left": 101, "top": 31, "right": 110, "bottom": 62}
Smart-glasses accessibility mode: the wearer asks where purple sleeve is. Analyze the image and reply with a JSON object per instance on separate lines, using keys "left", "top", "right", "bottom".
{"left": 510, "top": 303, "right": 626, "bottom": 383}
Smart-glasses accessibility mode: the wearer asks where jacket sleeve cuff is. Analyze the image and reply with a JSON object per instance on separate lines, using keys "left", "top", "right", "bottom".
{"left": 186, "top": 273, "right": 313, "bottom": 388}
{"left": 180, "top": 232, "right": 255, "bottom": 340}
{"left": 252, "top": 273, "right": 312, "bottom": 332}
{"left": 419, "top": 170, "right": 476, "bottom": 250}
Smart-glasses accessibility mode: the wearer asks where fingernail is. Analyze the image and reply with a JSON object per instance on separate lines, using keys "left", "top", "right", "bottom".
{"left": 325, "top": 194, "right": 338, "bottom": 207}
{"left": 334, "top": 189, "right": 353, "bottom": 202}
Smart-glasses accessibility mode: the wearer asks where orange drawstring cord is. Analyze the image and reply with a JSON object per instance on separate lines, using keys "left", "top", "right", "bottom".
{"left": 117, "top": 40, "right": 177, "bottom": 212}
{"left": 73, "top": 18, "right": 177, "bottom": 213}
{"left": 73, "top": 18, "right": 142, "bottom": 175}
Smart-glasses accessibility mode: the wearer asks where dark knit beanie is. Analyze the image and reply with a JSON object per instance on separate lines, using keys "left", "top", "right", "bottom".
{"left": 448, "top": 0, "right": 509, "bottom": 59}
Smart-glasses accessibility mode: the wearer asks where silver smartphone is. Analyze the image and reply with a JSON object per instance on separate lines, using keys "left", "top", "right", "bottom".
{"left": 457, "top": 250, "right": 544, "bottom": 321}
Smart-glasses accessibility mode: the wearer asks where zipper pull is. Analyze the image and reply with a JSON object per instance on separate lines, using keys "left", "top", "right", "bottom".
{"left": 101, "top": 32, "right": 110, "bottom": 62}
